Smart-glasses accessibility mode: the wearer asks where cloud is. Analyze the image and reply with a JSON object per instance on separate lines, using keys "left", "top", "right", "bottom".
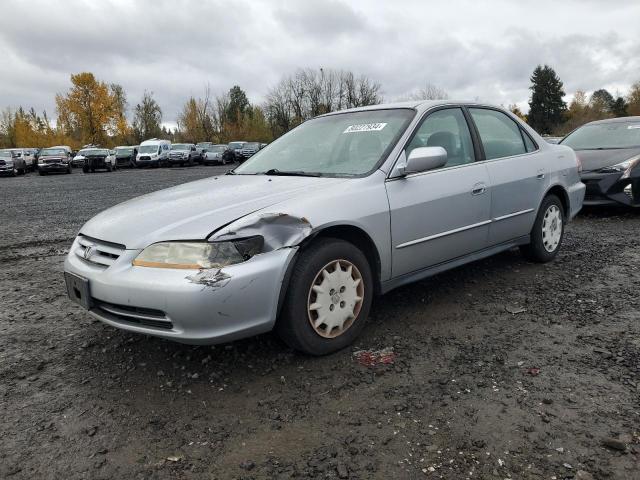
{"left": 0, "top": 0, "right": 638, "bottom": 121}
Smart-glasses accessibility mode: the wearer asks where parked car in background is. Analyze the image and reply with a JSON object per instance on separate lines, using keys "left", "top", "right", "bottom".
{"left": 136, "top": 139, "right": 170, "bottom": 168}
{"left": 10, "top": 149, "right": 36, "bottom": 172}
{"left": 64, "top": 100, "right": 584, "bottom": 355}
{"left": 239, "top": 142, "right": 262, "bottom": 161}
{"left": 114, "top": 146, "right": 138, "bottom": 168}
{"left": 203, "top": 144, "right": 234, "bottom": 165}
{"left": 82, "top": 148, "right": 117, "bottom": 173}
{"left": 168, "top": 143, "right": 198, "bottom": 167}
{"left": 560, "top": 116, "right": 640, "bottom": 206}
{"left": 196, "top": 142, "right": 213, "bottom": 163}
{"left": 0, "top": 149, "right": 27, "bottom": 176}
{"left": 543, "top": 136, "right": 563, "bottom": 144}
{"left": 72, "top": 149, "right": 90, "bottom": 168}
{"left": 38, "top": 147, "right": 72, "bottom": 175}
{"left": 228, "top": 141, "right": 246, "bottom": 162}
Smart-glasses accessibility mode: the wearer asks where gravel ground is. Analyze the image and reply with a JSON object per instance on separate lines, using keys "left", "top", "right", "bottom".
{"left": 1, "top": 166, "right": 639, "bottom": 480}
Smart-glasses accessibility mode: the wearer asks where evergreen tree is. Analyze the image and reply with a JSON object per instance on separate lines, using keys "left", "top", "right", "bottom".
{"left": 611, "top": 97, "right": 628, "bottom": 117}
{"left": 527, "top": 65, "right": 567, "bottom": 134}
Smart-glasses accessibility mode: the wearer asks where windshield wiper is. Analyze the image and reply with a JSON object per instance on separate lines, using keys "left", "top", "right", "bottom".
{"left": 263, "top": 168, "right": 322, "bottom": 177}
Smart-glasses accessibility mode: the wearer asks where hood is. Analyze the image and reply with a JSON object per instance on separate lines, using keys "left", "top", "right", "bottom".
{"left": 80, "top": 174, "right": 347, "bottom": 249}
{"left": 575, "top": 147, "right": 640, "bottom": 172}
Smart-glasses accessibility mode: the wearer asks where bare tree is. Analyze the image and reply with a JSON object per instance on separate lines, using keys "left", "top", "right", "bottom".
{"left": 401, "top": 82, "right": 449, "bottom": 101}
{"left": 263, "top": 67, "right": 383, "bottom": 139}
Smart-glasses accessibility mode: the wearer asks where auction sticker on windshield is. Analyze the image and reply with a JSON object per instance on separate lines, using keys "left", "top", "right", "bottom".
{"left": 343, "top": 123, "right": 387, "bottom": 133}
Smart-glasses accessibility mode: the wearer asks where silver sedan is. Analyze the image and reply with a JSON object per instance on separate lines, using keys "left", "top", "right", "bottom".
{"left": 64, "top": 101, "right": 585, "bottom": 355}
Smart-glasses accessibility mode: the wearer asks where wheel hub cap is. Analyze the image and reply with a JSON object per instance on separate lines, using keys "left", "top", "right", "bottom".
{"left": 307, "top": 259, "right": 364, "bottom": 339}
{"left": 542, "top": 205, "right": 562, "bottom": 253}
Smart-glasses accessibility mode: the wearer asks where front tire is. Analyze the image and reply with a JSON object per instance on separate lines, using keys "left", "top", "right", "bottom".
{"left": 277, "top": 238, "right": 373, "bottom": 355}
{"left": 520, "top": 194, "right": 565, "bottom": 263}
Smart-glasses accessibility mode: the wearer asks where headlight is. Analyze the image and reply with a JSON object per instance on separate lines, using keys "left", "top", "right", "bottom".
{"left": 600, "top": 155, "right": 640, "bottom": 178}
{"left": 132, "top": 237, "right": 264, "bottom": 269}
{"left": 5, "top": 160, "right": 14, "bottom": 166}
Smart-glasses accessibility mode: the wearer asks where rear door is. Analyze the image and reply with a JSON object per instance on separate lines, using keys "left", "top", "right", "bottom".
{"left": 386, "top": 107, "right": 492, "bottom": 277}
{"left": 468, "top": 108, "right": 547, "bottom": 246}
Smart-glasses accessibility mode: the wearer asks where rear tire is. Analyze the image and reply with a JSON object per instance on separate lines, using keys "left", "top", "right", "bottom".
{"left": 277, "top": 238, "right": 373, "bottom": 356}
{"left": 520, "top": 194, "right": 565, "bottom": 263}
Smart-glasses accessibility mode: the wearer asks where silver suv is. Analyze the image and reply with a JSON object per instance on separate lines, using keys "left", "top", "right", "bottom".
{"left": 64, "top": 101, "right": 585, "bottom": 355}
{"left": 168, "top": 143, "right": 199, "bottom": 167}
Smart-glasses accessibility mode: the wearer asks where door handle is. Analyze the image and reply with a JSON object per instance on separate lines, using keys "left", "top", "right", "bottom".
{"left": 537, "top": 169, "right": 545, "bottom": 179}
{"left": 471, "top": 182, "right": 487, "bottom": 195}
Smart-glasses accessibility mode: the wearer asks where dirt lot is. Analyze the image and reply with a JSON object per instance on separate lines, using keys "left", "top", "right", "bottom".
{"left": 1, "top": 166, "right": 639, "bottom": 480}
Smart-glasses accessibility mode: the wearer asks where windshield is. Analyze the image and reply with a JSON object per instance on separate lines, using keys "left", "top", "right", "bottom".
{"left": 171, "top": 144, "right": 190, "bottom": 150}
{"left": 0, "top": 150, "right": 11, "bottom": 158}
{"left": 562, "top": 121, "right": 640, "bottom": 150}
{"left": 228, "top": 142, "right": 244, "bottom": 149}
{"left": 84, "top": 149, "right": 109, "bottom": 155}
{"left": 115, "top": 147, "right": 133, "bottom": 154}
{"left": 209, "top": 146, "right": 226, "bottom": 153}
{"left": 196, "top": 143, "right": 212, "bottom": 148}
{"left": 235, "top": 109, "right": 415, "bottom": 176}
{"left": 139, "top": 145, "right": 160, "bottom": 154}
{"left": 40, "top": 148, "right": 66, "bottom": 156}
{"left": 244, "top": 142, "right": 260, "bottom": 149}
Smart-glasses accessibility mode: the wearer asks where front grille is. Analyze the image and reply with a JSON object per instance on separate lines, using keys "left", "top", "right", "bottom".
{"left": 0, "top": 160, "right": 5, "bottom": 166}
{"left": 75, "top": 235, "right": 125, "bottom": 268}
{"left": 92, "top": 299, "right": 173, "bottom": 330}
{"left": 139, "top": 156, "right": 151, "bottom": 160}
{"left": 44, "top": 158, "right": 62, "bottom": 164}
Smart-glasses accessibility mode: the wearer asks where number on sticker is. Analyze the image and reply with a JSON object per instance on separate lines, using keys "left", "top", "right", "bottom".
{"left": 343, "top": 123, "right": 387, "bottom": 133}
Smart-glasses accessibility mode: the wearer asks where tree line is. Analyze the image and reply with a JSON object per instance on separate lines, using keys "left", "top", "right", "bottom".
{"left": 1, "top": 65, "right": 639, "bottom": 149}
{"left": 0, "top": 68, "right": 382, "bottom": 149}
{"left": 514, "top": 64, "right": 640, "bottom": 135}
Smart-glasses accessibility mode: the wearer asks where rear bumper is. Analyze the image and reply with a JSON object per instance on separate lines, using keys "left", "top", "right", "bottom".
{"left": 581, "top": 170, "right": 640, "bottom": 207}
{"left": 64, "top": 239, "right": 297, "bottom": 345}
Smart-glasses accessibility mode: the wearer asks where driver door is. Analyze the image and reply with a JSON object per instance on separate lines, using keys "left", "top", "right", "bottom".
{"left": 385, "top": 107, "right": 492, "bottom": 277}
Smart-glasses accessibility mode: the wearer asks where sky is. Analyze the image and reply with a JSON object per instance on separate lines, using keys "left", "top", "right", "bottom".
{"left": 1, "top": 0, "right": 639, "bottom": 128}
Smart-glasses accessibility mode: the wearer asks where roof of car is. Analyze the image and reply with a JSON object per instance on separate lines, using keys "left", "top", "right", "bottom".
{"left": 320, "top": 100, "right": 495, "bottom": 117}
{"left": 585, "top": 116, "right": 640, "bottom": 126}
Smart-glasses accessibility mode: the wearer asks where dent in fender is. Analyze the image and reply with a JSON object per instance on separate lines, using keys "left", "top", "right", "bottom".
{"left": 211, "top": 212, "right": 313, "bottom": 251}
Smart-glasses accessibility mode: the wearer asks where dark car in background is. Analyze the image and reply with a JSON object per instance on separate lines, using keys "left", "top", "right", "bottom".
{"left": 239, "top": 142, "right": 262, "bottom": 161}
{"left": 0, "top": 149, "right": 28, "bottom": 176}
{"left": 82, "top": 148, "right": 116, "bottom": 173}
{"left": 227, "top": 141, "right": 246, "bottom": 162}
{"left": 37, "top": 147, "right": 72, "bottom": 175}
{"left": 203, "top": 144, "right": 234, "bottom": 165}
{"left": 561, "top": 116, "right": 640, "bottom": 206}
{"left": 114, "top": 146, "right": 138, "bottom": 168}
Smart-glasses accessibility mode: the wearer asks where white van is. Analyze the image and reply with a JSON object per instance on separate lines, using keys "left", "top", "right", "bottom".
{"left": 136, "top": 139, "right": 170, "bottom": 168}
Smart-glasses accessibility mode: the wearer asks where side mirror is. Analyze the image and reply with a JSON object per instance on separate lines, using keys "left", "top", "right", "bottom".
{"left": 400, "top": 147, "right": 447, "bottom": 175}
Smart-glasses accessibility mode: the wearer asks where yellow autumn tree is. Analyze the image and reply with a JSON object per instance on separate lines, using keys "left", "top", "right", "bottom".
{"left": 55, "top": 72, "right": 124, "bottom": 146}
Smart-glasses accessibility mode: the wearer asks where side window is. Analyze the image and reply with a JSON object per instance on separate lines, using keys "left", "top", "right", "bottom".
{"left": 406, "top": 108, "right": 475, "bottom": 168}
{"left": 521, "top": 129, "right": 537, "bottom": 152}
{"left": 469, "top": 108, "right": 527, "bottom": 160}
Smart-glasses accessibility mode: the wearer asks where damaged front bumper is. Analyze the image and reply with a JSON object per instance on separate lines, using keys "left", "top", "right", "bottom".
{"left": 581, "top": 170, "right": 640, "bottom": 207}
{"left": 64, "top": 238, "right": 297, "bottom": 344}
